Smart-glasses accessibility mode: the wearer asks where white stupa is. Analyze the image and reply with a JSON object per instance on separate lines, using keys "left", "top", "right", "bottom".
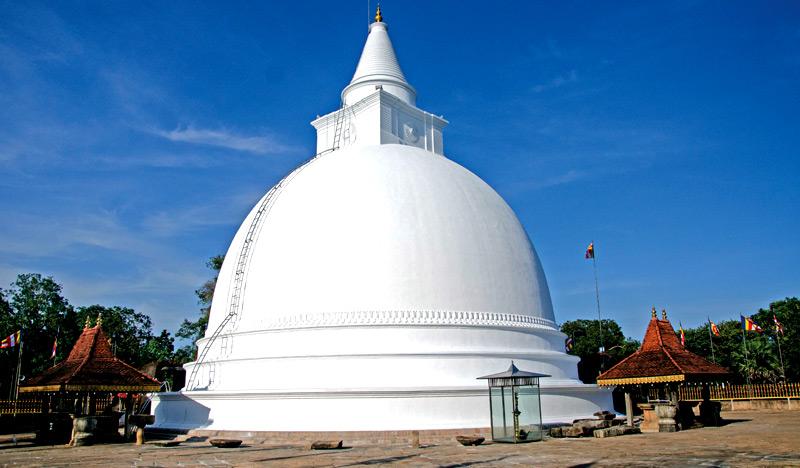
{"left": 152, "top": 9, "right": 611, "bottom": 432}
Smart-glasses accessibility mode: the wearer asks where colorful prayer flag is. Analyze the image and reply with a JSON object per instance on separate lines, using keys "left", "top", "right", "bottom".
{"left": 585, "top": 242, "right": 595, "bottom": 259}
{"left": 0, "top": 331, "right": 20, "bottom": 349}
{"left": 565, "top": 337, "right": 574, "bottom": 352}
{"left": 679, "top": 322, "right": 685, "bottom": 346}
{"left": 709, "top": 319, "right": 721, "bottom": 337}
{"left": 51, "top": 337, "right": 58, "bottom": 359}
{"left": 773, "top": 314, "right": 784, "bottom": 335}
{"left": 741, "top": 315, "right": 762, "bottom": 333}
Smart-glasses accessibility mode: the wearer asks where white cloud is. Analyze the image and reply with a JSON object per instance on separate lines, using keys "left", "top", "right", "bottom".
{"left": 0, "top": 259, "right": 208, "bottom": 334}
{"left": 151, "top": 126, "right": 296, "bottom": 155}
{"left": 0, "top": 211, "right": 153, "bottom": 258}
{"left": 87, "top": 152, "right": 224, "bottom": 169}
{"left": 142, "top": 189, "right": 263, "bottom": 237}
{"left": 509, "top": 169, "right": 588, "bottom": 192}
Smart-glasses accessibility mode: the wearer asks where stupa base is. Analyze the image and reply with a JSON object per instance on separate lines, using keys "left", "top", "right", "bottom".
{"left": 150, "top": 385, "right": 612, "bottom": 433}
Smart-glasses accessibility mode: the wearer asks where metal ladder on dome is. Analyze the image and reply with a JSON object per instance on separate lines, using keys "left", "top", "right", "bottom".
{"left": 317, "top": 102, "right": 351, "bottom": 156}
{"left": 185, "top": 153, "right": 327, "bottom": 390}
{"left": 185, "top": 102, "right": 354, "bottom": 390}
{"left": 331, "top": 104, "right": 346, "bottom": 151}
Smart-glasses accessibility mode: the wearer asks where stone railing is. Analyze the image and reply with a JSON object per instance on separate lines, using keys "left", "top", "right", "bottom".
{"left": 0, "top": 398, "right": 43, "bottom": 414}
{"left": 651, "top": 382, "right": 800, "bottom": 401}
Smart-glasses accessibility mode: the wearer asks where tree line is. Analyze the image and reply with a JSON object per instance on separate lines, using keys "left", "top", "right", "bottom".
{"left": 2, "top": 254, "right": 796, "bottom": 393}
{"left": 0, "top": 273, "right": 173, "bottom": 396}
{"left": 0, "top": 256, "right": 223, "bottom": 396}
{"left": 562, "top": 297, "right": 799, "bottom": 384}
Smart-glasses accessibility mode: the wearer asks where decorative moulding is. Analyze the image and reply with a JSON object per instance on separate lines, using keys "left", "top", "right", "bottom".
{"left": 247, "top": 309, "right": 558, "bottom": 332}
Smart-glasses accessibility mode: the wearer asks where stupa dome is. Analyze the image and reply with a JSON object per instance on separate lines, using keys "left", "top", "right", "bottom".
{"left": 208, "top": 144, "right": 555, "bottom": 337}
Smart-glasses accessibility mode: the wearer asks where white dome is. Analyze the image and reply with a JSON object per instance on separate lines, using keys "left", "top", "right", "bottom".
{"left": 208, "top": 144, "right": 555, "bottom": 335}
{"left": 160, "top": 144, "right": 612, "bottom": 432}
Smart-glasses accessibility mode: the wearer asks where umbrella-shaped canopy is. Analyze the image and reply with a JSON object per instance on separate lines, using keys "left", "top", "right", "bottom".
{"left": 20, "top": 317, "right": 160, "bottom": 393}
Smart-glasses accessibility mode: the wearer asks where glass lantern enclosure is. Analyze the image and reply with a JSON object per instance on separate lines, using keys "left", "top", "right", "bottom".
{"left": 478, "top": 362, "right": 549, "bottom": 443}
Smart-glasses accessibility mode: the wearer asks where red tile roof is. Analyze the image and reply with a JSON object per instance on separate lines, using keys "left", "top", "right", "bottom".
{"left": 597, "top": 316, "right": 730, "bottom": 386}
{"left": 20, "top": 323, "right": 161, "bottom": 393}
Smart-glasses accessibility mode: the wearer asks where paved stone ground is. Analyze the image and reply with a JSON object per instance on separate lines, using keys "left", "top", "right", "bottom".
{"left": 1, "top": 410, "right": 799, "bottom": 467}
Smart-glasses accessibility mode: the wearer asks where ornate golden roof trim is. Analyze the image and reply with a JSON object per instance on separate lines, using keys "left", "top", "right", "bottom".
{"left": 20, "top": 384, "right": 160, "bottom": 393}
{"left": 19, "top": 385, "right": 61, "bottom": 393}
{"left": 596, "top": 374, "right": 686, "bottom": 386}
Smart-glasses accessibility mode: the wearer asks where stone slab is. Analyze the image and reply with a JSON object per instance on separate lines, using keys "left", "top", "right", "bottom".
{"left": 2, "top": 410, "right": 799, "bottom": 467}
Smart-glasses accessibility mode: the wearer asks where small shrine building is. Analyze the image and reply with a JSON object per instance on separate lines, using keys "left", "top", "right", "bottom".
{"left": 20, "top": 315, "right": 160, "bottom": 443}
{"left": 597, "top": 309, "right": 729, "bottom": 431}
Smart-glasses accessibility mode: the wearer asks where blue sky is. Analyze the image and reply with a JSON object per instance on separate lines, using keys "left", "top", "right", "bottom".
{"left": 1, "top": 1, "right": 798, "bottom": 341}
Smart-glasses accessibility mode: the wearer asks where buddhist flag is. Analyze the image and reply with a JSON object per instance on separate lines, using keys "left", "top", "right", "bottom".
{"left": 773, "top": 314, "right": 784, "bottom": 336}
{"left": 51, "top": 337, "right": 58, "bottom": 359}
{"left": 741, "top": 315, "right": 762, "bottom": 333}
{"left": 709, "top": 319, "right": 721, "bottom": 337}
{"left": 0, "top": 331, "right": 20, "bottom": 349}
{"left": 585, "top": 242, "right": 595, "bottom": 259}
{"left": 679, "top": 322, "right": 685, "bottom": 346}
{"left": 565, "top": 336, "right": 574, "bottom": 352}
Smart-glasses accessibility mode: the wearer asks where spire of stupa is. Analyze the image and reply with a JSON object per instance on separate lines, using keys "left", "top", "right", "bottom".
{"left": 341, "top": 6, "right": 416, "bottom": 106}
{"left": 312, "top": 5, "right": 446, "bottom": 155}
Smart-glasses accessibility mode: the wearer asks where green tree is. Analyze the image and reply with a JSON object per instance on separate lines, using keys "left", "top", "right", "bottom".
{"left": 144, "top": 329, "right": 175, "bottom": 364}
{"left": 175, "top": 255, "right": 224, "bottom": 363}
{"left": 2, "top": 274, "right": 77, "bottom": 393}
{"left": 561, "top": 319, "right": 639, "bottom": 383}
{"left": 731, "top": 335, "right": 780, "bottom": 383}
{"left": 685, "top": 319, "right": 746, "bottom": 382}
{"left": 684, "top": 299, "right": 800, "bottom": 383}
{"left": 753, "top": 298, "right": 799, "bottom": 381}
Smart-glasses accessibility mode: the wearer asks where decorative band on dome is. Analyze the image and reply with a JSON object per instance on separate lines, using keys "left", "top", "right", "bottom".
{"left": 249, "top": 309, "right": 558, "bottom": 331}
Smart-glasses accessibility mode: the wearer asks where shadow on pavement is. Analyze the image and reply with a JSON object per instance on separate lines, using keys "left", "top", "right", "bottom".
{"left": 340, "top": 454, "right": 421, "bottom": 466}
{"left": 719, "top": 418, "right": 751, "bottom": 426}
{"left": 440, "top": 456, "right": 512, "bottom": 467}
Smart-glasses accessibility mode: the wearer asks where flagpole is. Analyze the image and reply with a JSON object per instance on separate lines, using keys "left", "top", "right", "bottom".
{"left": 740, "top": 323, "right": 752, "bottom": 399}
{"left": 53, "top": 326, "right": 60, "bottom": 367}
{"left": 707, "top": 317, "right": 716, "bottom": 363}
{"left": 14, "top": 339, "right": 23, "bottom": 401}
{"left": 591, "top": 241, "right": 605, "bottom": 363}
{"left": 771, "top": 306, "right": 786, "bottom": 383}
{"left": 10, "top": 339, "right": 22, "bottom": 448}
{"left": 12, "top": 338, "right": 23, "bottom": 429}
{"left": 775, "top": 332, "right": 786, "bottom": 382}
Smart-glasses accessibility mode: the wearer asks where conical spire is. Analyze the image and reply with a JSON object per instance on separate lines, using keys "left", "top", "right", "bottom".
{"left": 341, "top": 7, "right": 416, "bottom": 106}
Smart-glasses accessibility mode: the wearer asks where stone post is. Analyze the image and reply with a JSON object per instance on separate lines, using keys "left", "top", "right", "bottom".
{"left": 410, "top": 430, "right": 420, "bottom": 448}
{"left": 624, "top": 390, "right": 634, "bottom": 427}
{"left": 123, "top": 394, "right": 133, "bottom": 440}
{"left": 654, "top": 403, "right": 677, "bottom": 432}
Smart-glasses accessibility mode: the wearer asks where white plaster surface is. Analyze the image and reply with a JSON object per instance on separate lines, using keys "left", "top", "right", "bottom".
{"left": 342, "top": 22, "right": 416, "bottom": 106}
{"left": 152, "top": 16, "right": 613, "bottom": 433}
{"left": 206, "top": 144, "right": 555, "bottom": 339}
{"left": 152, "top": 385, "right": 611, "bottom": 432}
